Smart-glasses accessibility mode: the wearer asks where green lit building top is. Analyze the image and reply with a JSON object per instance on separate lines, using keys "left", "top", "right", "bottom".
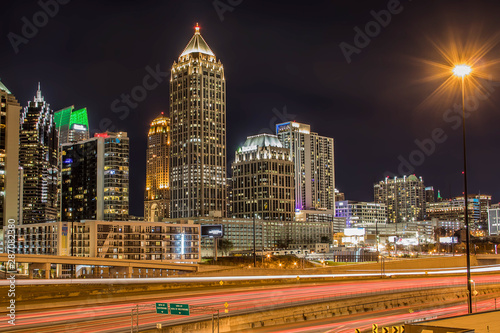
{"left": 54, "top": 105, "right": 90, "bottom": 144}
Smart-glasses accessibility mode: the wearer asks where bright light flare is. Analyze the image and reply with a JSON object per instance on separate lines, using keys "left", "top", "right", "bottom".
{"left": 413, "top": 28, "right": 500, "bottom": 110}
{"left": 453, "top": 64, "right": 472, "bottom": 77}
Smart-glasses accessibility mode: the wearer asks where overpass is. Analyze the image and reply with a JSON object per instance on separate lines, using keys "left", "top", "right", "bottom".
{"left": 0, "top": 254, "right": 198, "bottom": 279}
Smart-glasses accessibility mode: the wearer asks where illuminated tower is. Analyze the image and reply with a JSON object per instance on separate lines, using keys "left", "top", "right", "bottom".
{"left": 61, "top": 132, "right": 129, "bottom": 221}
{"left": 19, "top": 84, "right": 58, "bottom": 224}
{"left": 170, "top": 24, "right": 226, "bottom": 218}
{"left": 54, "top": 106, "right": 90, "bottom": 145}
{"left": 144, "top": 113, "right": 170, "bottom": 221}
{"left": 0, "top": 79, "right": 21, "bottom": 228}
{"left": 276, "top": 122, "right": 335, "bottom": 212}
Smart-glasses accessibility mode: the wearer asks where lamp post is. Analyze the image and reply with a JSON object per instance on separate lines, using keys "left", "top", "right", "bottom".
{"left": 452, "top": 64, "right": 473, "bottom": 314}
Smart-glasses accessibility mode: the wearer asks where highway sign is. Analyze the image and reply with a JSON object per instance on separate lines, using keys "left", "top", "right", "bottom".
{"left": 372, "top": 324, "right": 378, "bottom": 333}
{"left": 355, "top": 329, "right": 361, "bottom": 333}
{"left": 155, "top": 303, "right": 168, "bottom": 314}
{"left": 392, "top": 326, "right": 399, "bottom": 333}
{"left": 382, "top": 327, "right": 389, "bottom": 333}
{"left": 224, "top": 302, "right": 229, "bottom": 308}
{"left": 400, "top": 326, "right": 405, "bottom": 333}
{"left": 170, "top": 303, "right": 190, "bottom": 316}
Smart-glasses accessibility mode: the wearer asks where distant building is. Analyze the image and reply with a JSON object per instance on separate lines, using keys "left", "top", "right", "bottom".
{"left": 144, "top": 113, "right": 170, "bottom": 221}
{"left": 168, "top": 217, "right": 332, "bottom": 255}
{"left": 0, "top": 79, "right": 21, "bottom": 228}
{"left": 231, "top": 134, "right": 295, "bottom": 221}
{"left": 374, "top": 175, "right": 425, "bottom": 223}
{"left": 425, "top": 186, "right": 435, "bottom": 203}
{"left": 19, "top": 84, "right": 58, "bottom": 224}
{"left": 427, "top": 194, "right": 492, "bottom": 230}
{"left": 170, "top": 24, "right": 226, "bottom": 218}
{"left": 276, "top": 121, "right": 335, "bottom": 212}
{"left": 54, "top": 106, "right": 90, "bottom": 145}
{"left": 334, "top": 189, "right": 345, "bottom": 202}
{"left": 61, "top": 132, "right": 129, "bottom": 221}
{"left": 335, "top": 200, "right": 387, "bottom": 227}
{"left": 489, "top": 206, "right": 500, "bottom": 235}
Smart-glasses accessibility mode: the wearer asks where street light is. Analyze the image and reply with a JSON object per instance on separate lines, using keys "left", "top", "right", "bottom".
{"left": 452, "top": 63, "right": 473, "bottom": 314}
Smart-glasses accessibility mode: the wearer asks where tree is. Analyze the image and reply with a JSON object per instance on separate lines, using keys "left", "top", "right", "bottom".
{"left": 217, "top": 239, "right": 233, "bottom": 256}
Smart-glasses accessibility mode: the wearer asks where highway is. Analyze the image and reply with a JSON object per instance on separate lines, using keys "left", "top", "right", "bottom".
{"left": 2, "top": 263, "right": 500, "bottom": 286}
{"left": 247, "top": 298, "right": 500, "bottom": 333}
{"left": 2, "top": 274, "right": 500, "bottom": 333}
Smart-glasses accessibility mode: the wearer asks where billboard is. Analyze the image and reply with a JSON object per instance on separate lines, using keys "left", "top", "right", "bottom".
{"left": 440, "top": 237, "right": 458, "bottom": 244}
{"left": 201, "top": 225, "right": 223, "bottom": 238}
{"left": 343, "top": 228, "right": 365, "bottom": 236}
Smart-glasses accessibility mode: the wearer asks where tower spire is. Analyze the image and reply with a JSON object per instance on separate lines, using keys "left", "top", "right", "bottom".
{"left": 195, "top": 23, "right": 200, "bottom": 34}
{"left": 35, "top": 82, "right": 43, "bottom": 102}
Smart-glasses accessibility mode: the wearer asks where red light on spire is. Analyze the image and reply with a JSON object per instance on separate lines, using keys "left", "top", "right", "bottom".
{"left": 161, "top": 111, "right": 164, "bottom": 115}
{"left": 195, "top": 23, "right": 200, "bottom": 33}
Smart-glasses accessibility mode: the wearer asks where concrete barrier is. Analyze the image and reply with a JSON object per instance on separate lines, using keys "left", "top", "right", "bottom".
{"left": 140, "top": 285, "right": 500, "bottom": 333}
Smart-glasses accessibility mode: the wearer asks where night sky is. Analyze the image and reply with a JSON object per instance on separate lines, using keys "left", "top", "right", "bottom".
{"left": 1, "top": 0, "right": 500, "bottom": 216}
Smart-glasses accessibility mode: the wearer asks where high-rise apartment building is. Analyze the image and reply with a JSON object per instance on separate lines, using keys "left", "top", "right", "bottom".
{"left": 170, "top": 24, "right": 226, "bottom": 218}
{"left": 144, "top": 113, "right": 170, "bottom": 221}
{"left": 374, "top": 175, "right": 425, "bottom": 223}
{"left": 19, "top": 84, "right": 58, "bottom": 224}
{"left": 54, "top": 106, "right": 90, "bottom": 145}
{"left": 276, "top": 121, "right": 335, "bottom": 212}
{"left": 0, "top": 80, "right": 21, "bottom": 228}
{"left": 231, "top": 134, "right": 295, "bottom": 221}
{"left": 61, "top": 132, "right": 129, "bottom": 221}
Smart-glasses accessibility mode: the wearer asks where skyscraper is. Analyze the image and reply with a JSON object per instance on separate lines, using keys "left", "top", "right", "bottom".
{"left": 54, "top": 106, "right": 90, "bottom": 145}
{"left": 170, "top": 24, "right": 226, "bottom": 218}
{"left": 374, "top": 175, "right": 425, "bottom": 223}
{"left": 0, "top": 79, "right": 21, "bottom": 228}
{"left": 144, "top": 113, "right": 170, "bottom": 221}
{"left": 19, "top": 84, "right": 58, "bottom": 224}
{"left": 61, "top": 132, "right": 129, "bottom": 221}
{"left": 231, "top": 134, "right": 295, "bottom": 221}
{"left": 276, "top": 121, "right": 335, "bottom": 212}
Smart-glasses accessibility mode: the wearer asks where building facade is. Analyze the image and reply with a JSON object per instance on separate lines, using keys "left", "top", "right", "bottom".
{"left": 0, "top": 80, "right": 21, "bottom": 228}
{"left": 61, "top": 132, "right": 129, "bottom": 222}
{"left": 276, "top": 121, "right": 335, "bottom": 212}
{"left": 231, "top": 134, "right": 295, "bottom": 221}
{"left": 168, "top": 217, "right": 332, "bottom": 255}
{"left": 170, "top": 25, "right": 227, "bottom": 218}
{"left": 54, "top": 106, "right": 90, "bottom": 145}
{"left": 335, "top": 200, "right": 387, "bottom": 228}
{"left": 19, "top": 84, "right": 58, "bottom": 224}
{"left": 489, "top": 205, "right": 500, "bottom": 236}
{"left": 374, "top": 175, "right": 425, "bottom": 223}
{"left": 426, "top": 194, "right": 491, "bottom": 231}
{"left": 11, "top": 220, "right": 200, "bottom": 262}
{"left": 144, "top": 113, "right": 171, "bottom": 221}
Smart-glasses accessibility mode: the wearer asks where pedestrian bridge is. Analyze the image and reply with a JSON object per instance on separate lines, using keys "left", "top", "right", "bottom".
{"left": 0, "top": 253, "right": 198, "bottom": 279}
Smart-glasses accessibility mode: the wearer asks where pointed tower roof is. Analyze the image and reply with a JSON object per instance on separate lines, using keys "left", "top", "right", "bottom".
{"left": 34, "top": 82, "right": 44, "bottom": 103}
{"left": 180, "top": 23, "right": 215, "bottom": 57}
{"left": 0, "top": 79, "right": 12, "bottom": 94}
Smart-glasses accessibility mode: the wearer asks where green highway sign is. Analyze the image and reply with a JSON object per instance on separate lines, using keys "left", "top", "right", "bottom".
{"left": 156, "top": 302, "right": 168, "bottom": 314}
{"left": 170, "top": 303, "right": 190, "bottom": 316}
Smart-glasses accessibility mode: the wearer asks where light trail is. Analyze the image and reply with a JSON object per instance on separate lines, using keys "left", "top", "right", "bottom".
{"left": 1, "top": 264, "right": 499, "bottom": 286}
{"left": 1, "top": 275, "right": 500, "bottom": 332}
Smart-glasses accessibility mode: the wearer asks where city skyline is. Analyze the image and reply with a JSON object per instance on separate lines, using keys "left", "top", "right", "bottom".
{"left": 1, "top": 0, "right": 500, "bottom": 216}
